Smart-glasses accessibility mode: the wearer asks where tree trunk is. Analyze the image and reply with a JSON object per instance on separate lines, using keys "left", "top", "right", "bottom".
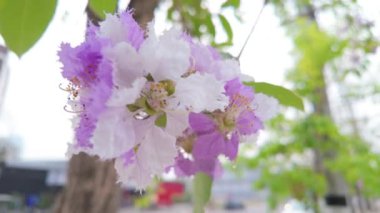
{"left": 54, "top": 1, "right": 159, "bottom": 212}
{"left": 128, "top": 0, "right": 160, "bottom": 29}
{"left": 303, "top": 5, "right": 350, "bottom": 213}
{"left": 53, "top": 154, "right": 121, "bottom": 213}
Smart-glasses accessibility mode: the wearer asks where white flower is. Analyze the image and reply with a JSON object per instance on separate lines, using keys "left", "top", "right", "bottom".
{"left": 139, "top": 27, "right": 191, "bottom": 82}
{"left": 104, "top": 42, "right": 144, "bottom": 88}
{"left": 165, "top": 110, "right": 189, "bottom": 137}
{"left": 99, "top": 14, "right": 126, "bottom": 45}
{"left": 210, "top": 59, "right": 241, "bottom": 82}
{"left": 252, "top": 93, "right": 280, "bottom": 121}
{"left": 115, "top": 124, "right": 177, "bottom": 189}
{"left": 172, "top": 73, "right": 229, "bottom": 113}
{"left": 90, "top": 78, "right": 146, "bottom": 159}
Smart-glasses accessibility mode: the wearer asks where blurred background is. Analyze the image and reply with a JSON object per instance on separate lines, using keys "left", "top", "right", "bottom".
{"left": 0, "top": 0, "right": 379, "bottom": 212}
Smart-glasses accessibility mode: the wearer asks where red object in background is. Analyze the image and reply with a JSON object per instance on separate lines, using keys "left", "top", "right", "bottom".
{"left": 156, "top": 182, "right": 185, "bottom": 206}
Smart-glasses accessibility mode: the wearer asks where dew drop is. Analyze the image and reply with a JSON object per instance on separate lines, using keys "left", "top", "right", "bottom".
{"left": 134, "top": 110, "right": 150, "bottom": 120}
{"left": 226, "top": 132, "right": 233, "bottom": 140}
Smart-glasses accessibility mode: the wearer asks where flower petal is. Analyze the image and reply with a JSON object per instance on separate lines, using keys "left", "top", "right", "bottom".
{"left": 139, "top": 28, "right": 190, "bottom": 81}
{"left": 99, "top": 11, "right": 144, "bottom": 49}
{"left": 252, "top": 93, "right": 280, "bottom": 121}
{"left": 189, "top": 113, "right": 216, "bottom": 134}
{"left": 104, "top": 42, "right": 144, "bottom": 88}
{"left": 236, "top": 109, "right": 263, "bottom": 135}
{"left": 192, "top": 131, "right": 225, "bottom": 159}
{"left": 91, "top": 108, "right": 136, "bottom": 159}
{"left": 165, "top": 111, "right": 189, "bottom": 137}
{"left": 173, "top": 73, "right": 228, "bottom": 113}
{"left": 115, "top": 126, "right": 177, "bottom": 189}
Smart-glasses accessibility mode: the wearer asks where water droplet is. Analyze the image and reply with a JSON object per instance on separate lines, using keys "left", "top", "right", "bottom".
{"left": 134, "top": 110, "right": 150, "bottom": 120}
{"left": 226, "top": 132, "right": 233, "bottom": 140}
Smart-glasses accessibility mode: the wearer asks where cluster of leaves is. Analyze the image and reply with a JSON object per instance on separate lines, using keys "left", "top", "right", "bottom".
{"left": 166, "top": 0, "right": 240, "bottom": 47}
{"left": 0, "top": 0, "right": 241, "bottom": 54}
{"left": 236, "top": 1, "right": 380, "bottom": 211}
{"left": 287, "top": 20, "right": 347, "bottom": 101}
{"left": 326, "top": 137, "right": 380, "bottom": 198}
{"left": 240, "top": 113, "right": 380, "bottom": 209}
{"left": 238, "top": 115, "right": 336, "bottom": 208}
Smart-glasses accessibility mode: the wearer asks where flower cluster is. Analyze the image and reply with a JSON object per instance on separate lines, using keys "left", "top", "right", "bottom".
{"left": 59, "top": 11, "right": 279, "bottom": 189}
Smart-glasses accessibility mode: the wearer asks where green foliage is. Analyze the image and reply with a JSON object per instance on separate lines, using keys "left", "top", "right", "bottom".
{"left": 287, "top": 20, "right": 348, "bottom": 99}
{"left": 238, "top": 116, "right": 333, "bottom": 208}
{"left": 254, "top": 166, "right": 326, "bottom": 209}
{"left": 193, "top": 172, "right": 212, "bottom": 213}
{"left": 216, "top": 14, "right": 233, "bottom": 47}
{"left": 167, "top": 0, "right": 240, "bottom": 47}
{"left": 155, "top": 113, "right": 167, "bottom": 128}
{"left": 245, "top": 82, "right": 304, "bottom": 111}
{"left": 326, "top": 137, "right": 380, "bottom": 197}
{"left": 221, "top": 0, "right": 240, "bottom": 9}
{"left": 0, "top": 0, "right": 57, "bottom": 56}
{"left": 88, "top": 0, "right": 118, "bottom": 20}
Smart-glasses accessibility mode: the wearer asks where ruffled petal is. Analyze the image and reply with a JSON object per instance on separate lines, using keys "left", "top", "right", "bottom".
{"left": 139, "top": 28, "right": 191, "bottom": 81}
{"left": 172, "top": 73, "right": 228, "bottom": 113}
{"left": 252, "top": 93, "right": 280, "bottom": 121}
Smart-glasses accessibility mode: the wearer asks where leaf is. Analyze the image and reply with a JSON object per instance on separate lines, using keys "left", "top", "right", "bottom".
{"left": 0, "top": 0, "right": 57, "bottom": 56}
{"left": 218, "top": 14, "right": 233, "bottom": 44}
{"left": 126, "top": 104, "right": 140, "bottom": 112}
{"left": 88, "top": 0, "right": 118, "bottom": 20}
{"left": 193, "top": 172, "right": 213, "bottom": 213}
{"left": 155, "top": 113, "right": 167, "bottom": 128}
{"left": 221, "top": 0, "right": 240, "bottom": 8}
{"left": 244, "top": 82, "right": 304, "bottom": 111}
{"left": 204, "top": 14, "right": 215, "bottom": 38}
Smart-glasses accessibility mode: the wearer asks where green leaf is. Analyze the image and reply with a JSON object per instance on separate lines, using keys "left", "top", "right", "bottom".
{"left": 218, "top": 14, "right": 233, "bottom": 44}
{"left": 204, "top": 14, "right": 215, "bottom": 38}
{"left": 193, "top": 172, "right": 212, "bottom": 213}
{"left": 221, "top": 0, "right": 240, "bottom": 8}
{"left": 155, "top": 113, "right": 167, "bottom": 128}
{"left": 88, "top": 0, "right": 118, "bottom": 20}
{"left": 244, "top": 82, "right": 304, "bottom": 111}
{"left": 0, "top": 0, "right": 57, "bottom": 56}
{"left": 160, "top": 79, "right": 176, "bottom": 96}
{"left": 126, "top": 104, "right": 140, "bottom": 112}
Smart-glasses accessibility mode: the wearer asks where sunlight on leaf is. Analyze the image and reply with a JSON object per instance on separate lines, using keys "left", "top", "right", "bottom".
{"left": 0, "top": 0, "right": 57, "bottom": 56}
{"left": 245, "top": 82, "right": 304, "bottom": 111}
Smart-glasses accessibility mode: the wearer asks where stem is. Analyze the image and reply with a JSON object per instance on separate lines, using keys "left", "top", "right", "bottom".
{"left": 237, "top": 1, "right": 267, "bottom": 60}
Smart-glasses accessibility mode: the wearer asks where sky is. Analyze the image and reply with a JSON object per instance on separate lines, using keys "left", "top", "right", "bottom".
{"left": 0, "top": 0, "right": 379, "bottom": 160}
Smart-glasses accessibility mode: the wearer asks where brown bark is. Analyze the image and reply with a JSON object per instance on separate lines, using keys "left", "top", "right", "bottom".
{"left": 128, "top": 0, "right": 160, "bottom": 29}
{"left": 53, "top": 154, "right": 121, "bottom": 213}
{"left": 54, "top": 1, "right": 159, "bottom": 213}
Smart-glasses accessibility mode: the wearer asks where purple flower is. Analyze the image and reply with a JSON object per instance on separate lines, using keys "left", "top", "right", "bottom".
{"left": 74, "top": 61, "right": 113, "bottom": 148}
{"left": 174, "top": 152, "right": 222, "bottom": 178}
{"left": 58, "top": 27, "right": 113, "bottom": 148}
{"left": 189, "top": 78, "right": 263, "bottom": 161}
{"left": 120, "top": 11, "right": 144, "bottom": 49}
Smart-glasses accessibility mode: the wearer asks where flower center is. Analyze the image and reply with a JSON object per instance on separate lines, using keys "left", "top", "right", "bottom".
{"left": 211, "top": 93, "right": 253, "bottom": 139}
{"left": 127, "top": 79, "right": 175, "bottom": 118}
{"left": 144, "top": 81, "right": 170, "bottom": 111}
